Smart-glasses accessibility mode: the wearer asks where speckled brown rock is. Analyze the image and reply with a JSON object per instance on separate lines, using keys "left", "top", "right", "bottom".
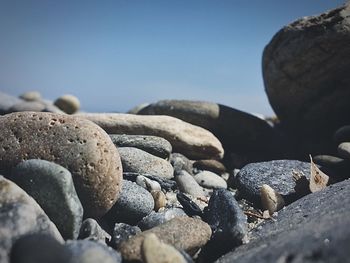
{"left": 78, "top": 113, "right": 224, "bottom": 160}
{"left": 0, "top": 112, "right": 122, "bottom": 217}
{"left": 119, "top": 217, "right": 212, "bottom": 262}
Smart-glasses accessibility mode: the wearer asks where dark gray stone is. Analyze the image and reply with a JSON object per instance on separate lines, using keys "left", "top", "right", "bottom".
{"left": 109, "top": 134, "right": 172, "bottom": 159}
{"left": 65, "top": 240, "right": 121, "bottom": 263}
{"left": 78, "top": 218, "right": 110, "bottom": 242}
{"left": 119, "top": 147, "right": 174, "bottom": 179}
{"left": 11, "top": 159, "right": 83, "bottom": 240}
{"left": 0, "top": 176, "right": 63, "bottom": 263}
{"left": 216, "top": 179, "right": 350, "bottom": 263}
{"left": 170, "top": 153, "right": 193, "bottom": 175}
{"left": 104, "top": 180, "right": 154, "bottom": 225}
{"left": 138, "top": 208, "right": 187, "bottom": 231}
{"left": 10, "top": 234, "right": 71, "bottom": 263}
{"left": 0, "top": 92, "right": 23, "bottom": 114}
{"left": 236, "top": 160, "right": 310, "bottom": 206}
{"left": 109, "top": 223, "right": 141, "bottom": 250}
{"left": 201, "top": 189, "right": 247, "bottom": 262}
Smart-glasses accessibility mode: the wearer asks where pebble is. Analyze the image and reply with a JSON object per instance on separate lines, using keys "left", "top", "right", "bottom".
{"left": 124, "top": 172, "right": 177, "bottom": 191}
{"left": 260, "top": 184, "right": 285, "bottom": 215}
{"left": 119, "top": 217, "right": 212, "bottom": 262}
{"left": 176, "top": 192, "right": 203, "bottom": 217}
{"left": 78, "top": 218, "right": 111, "bottom": 242}
{"left": 9, "top": 101, "right": 46, "bottom": 112}
{"left": 109, "top": 223, "right": 141, "bottom": 250}
{"left": 151, "top": 190, "right": 167, "bottom": 211}
{"left": 0, "top": 176, "right": 63, "bottom": 263}
{"left": 78, "top": 113, "right": 224, "bottom": 160}
{"left": 104, "top": 180, "right": 154, "bottom": 225}
{"left": 65, "top": 240, "right": 122, "bottom": 263}
{"left": 194, "top": 170, "right": 227, "bottom": 189}
{"left": 54, "top": 94, "right": 80, "bottom": 114}
{"left": 0, "top": 112, "right": 122, "bottom": 217}
{"left": 170, "top": 153, "right": 194, "bottom": 175}
{"left": 0, "top": 91, "right": 22, "bottom": 114}
{"left": 136, "top": 175, "right": 161, "bottom": 191}
{"left": 334, "top": 125, "right": 350, "bottom": 144}
{"left": 141, "top": 233, "right": 187, "bottom": 263}
{"left": 175, "top": 170, "right": 206, "bottom": 198}
{"left": 119, "top": 147, "right": 174, "bottom": 179}
{"left": 236, "top": 160, "right": 310, "bottom": 206}
{"left": 338, "top": 142, "right": 350, "bottom": 160}
{"left": 11, "top": 159, "right": 83, "bottom": 240}
{"left": 109, "top": 134, "right": 172, "bottom": 159}
{"left": 138, "top": 208, "right": 187, "bottom": 231}
{"left": 193, "top": 159, "right": 226, "bottom": 174}
{"left": 19, "top": 91, "right": 42, "bottom": 101}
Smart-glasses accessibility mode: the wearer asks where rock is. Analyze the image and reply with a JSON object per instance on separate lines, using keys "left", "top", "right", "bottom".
{"left": 216, "top": 179, "right": 350, "bottom": 263}
{"left": 0, "top": 112, "right": 122, "bottom": 217}
{"left": 314, "top": 154, "right": 350, "bottom": 180}
{"left": 135, "top": 175, "right": 161, "bottom": 191}
{"left": 334, "top": 125, "right": 350, "bottom": 144}
{"left": 127, "top": 102, "right": 150, "bottom": 114}
{"left": 19, "top": 91, "right": 41, "bottom": 101}
{"left": 65, "top": 240, "right": 121, "bottom": 263}
{"left": 54, "top": 94, "right": 80, "bottom": 114}
{"left": 109, "top": 223, "right": 141, "bottom": 250}
{"left": 262, "top": 4, "right": 350, "bottom": 155}
{"left": 0, "top": 92, "right": 22, "bottom": 114}
{"left": 119, "top": 217, "right": 212, "bottom": 262}
{"left": 236, "top": 160, "right": 311, "bottom": 206}
{"left": 260, "top": 184, "right": 285, "bottom": 215}
{"left": 10, "top": 234, "right": 71, "bottom": 263}
{"left": 193, "top": 159, "right": 226, "bottom": 175}
{"left": 201, "top": 189, "right": 247, "bottom": 262}
{"left": 9, "top": 101, "right": 46, "bottom": 112}
{"left": 138, "top": 100, "right": 284, "bottom": 161}
{"left": 123, "top": 172, "right": 177, "bottom": 191}
{"left": 78, "top": 113, "right": 224, "bottom": 160}
{"left": 338, "top": 142, "right": 350, "bottom": 160}
{"left": 151, "top": 190, "right": 166, "bottom": 211}
{"left": 141, "top": 233, "right": 187, "bottom": 263}
{"left": 118, "top": 147, "right": 174, "bottom": 179}
{"left": 175, "top": 170, "right": 206, "bottom": 198}
{"left": 170, "top": 153, "right": 193, "bottom": 175}
{"left": 78, "top": 218, "right": 111, "bottom": 242}
{"left": 11, "top": 159, "right": 83, "bottom": 240}
{"left": 0, "top": 176, "right": 63, "bottom": 263}
{"left": 138, "top": 208, "right": 187, "bottom": 231}
{"left": 194, "top": 170, "right": 227, "bottom": 189}
{"left": 176, "top": 192, "right": 203, "bottom": 217}
{"left": 104, "top": 180, "right": 154, "bottom": 225}
{"left": 109, "top": 134, "right": 172, "bottom": 159}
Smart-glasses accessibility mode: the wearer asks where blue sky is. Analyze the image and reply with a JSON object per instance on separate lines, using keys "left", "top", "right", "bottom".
{"left": 0, "top": 0, "right": 346, "bottom": 115}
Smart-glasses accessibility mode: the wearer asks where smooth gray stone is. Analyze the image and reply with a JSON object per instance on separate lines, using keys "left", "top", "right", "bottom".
{"left": 216, "top": 179, "right": 350, "bottom": 263}
{"left": 0, "top": 175, "right": 63, "bottom": 263}
{"left": 65, "top": 240, "right": 121, "bottom": 263}
{"left": 175, "top": 170, "right": 206, "bottom": 198}
{"left": 19, "top": 91, "right": 42, "bottom": 101}
{"left": 78, "top": 218, "right": 111, "bottom": 242}
{"left": 11, "top": 160, "right": 83, "bottom": 240}
{"left": 236, "top": 160, "right": 310, "bottom": 206}
{"left": 170, "top": 153, "right": 193, "bottom": 175}
{"left": 104, "top": 180, "right": 154, "bottom": 225}
{"left": 0, "top": 92, "right": 23, "bottom": 114}
{"left": 119, "top": 147, "right": 174, "bottom": 179}
{"left": 109, "top": 134, "right": 172, "bottom": 159}
{"left": 194, "top": 170, "right": 227, "bottom": 189}
{"left": 109, "top": 223, "right": 141, "bottom": 250}
{"left": 138, "top": 208, "right": 188, "bottom": 231}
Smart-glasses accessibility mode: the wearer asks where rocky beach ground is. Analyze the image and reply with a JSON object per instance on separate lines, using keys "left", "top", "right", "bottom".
{"left": 1, "top": 3, "right": 350, "bottom": 263}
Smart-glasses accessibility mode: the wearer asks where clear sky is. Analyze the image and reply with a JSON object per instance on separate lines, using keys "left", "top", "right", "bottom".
{"left": 0, "top": 0, "right": 346, "bottom": 115}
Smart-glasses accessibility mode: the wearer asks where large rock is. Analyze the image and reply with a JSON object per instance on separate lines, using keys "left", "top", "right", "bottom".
{"left": 137, "top": 100, "right": 284, "bottom": 162}
{"left": 0, "top": 176, "right": 63, "bottom": 263}
{"left": 216, "top": 179, "right": 350, "bottom": 263}
{"left": 0, "top": 112, "right": 122, "bottom": 217}
{"left": 263, "top": 4, "right": 350, "bottom": 154}
{"left": 78, "top": 113, "right": 224, "bottom": 160}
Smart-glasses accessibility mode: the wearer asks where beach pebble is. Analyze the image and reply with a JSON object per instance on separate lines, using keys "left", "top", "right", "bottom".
{"left": 78, "top": 218, "right": 111, "bottom": 242}
{"left": 54, "top": 94, "right": 80, "bottom": 114}
{"left": 136, "top": 175, "right": 161, "bottom": 191}
{"left": 175, "top": 170, "right": 206, "bottom": 198}
{"left": 194, "top": 170, "right": 227, "bottom": 189}
{"left": 138, "top": 208, "right": 187, "bottom": 231}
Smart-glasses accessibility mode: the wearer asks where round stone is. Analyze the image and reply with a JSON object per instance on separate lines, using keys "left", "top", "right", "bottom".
{"left": 54, "top": 94, "right": 80, "bottom": 114}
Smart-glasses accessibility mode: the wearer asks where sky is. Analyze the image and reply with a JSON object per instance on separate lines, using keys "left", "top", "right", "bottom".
{"left": 0, "top": 0, "right": 346, "bottom": 115}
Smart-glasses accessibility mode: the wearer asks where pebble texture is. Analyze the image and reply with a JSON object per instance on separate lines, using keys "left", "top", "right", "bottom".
{"left": 119, "top": 217, "right": 212, "bottom": 262}
{"left": 78, "top": 113, "right": 224, "bottom": 160}
{"left": 263, "top": 4, "right": 350, "bottom": 148}
{"left": 0, "top": 112, "right": 122, "bottom": 217}
{"left": 236, "top": 160, "right": 310, "bottom": 205}
{"left": 118, "top": 147, "right": 174, "bottom": 179}
{"left": 216, "top": 179, "right": 350, "bottom": 263}
{"left": 109, "top": 134, "right": 172, "bottom": 159}
{"left": 11, "top": 159, "right": 83, "bottom": 240}
{"left": 0, "top": 176, "right": 63, "bottom": 263}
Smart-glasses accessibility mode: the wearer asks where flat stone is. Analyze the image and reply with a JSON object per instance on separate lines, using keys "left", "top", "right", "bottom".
{"left": 236, "top": 160, "right": 310, "bottom": 206}
{"left": 338, "top": 142, "right": 350, "bottom": 160}
{"left": 193, "top": 159, "right": 226, "bottom": 174}
{"left": 118, "top": 147, "right": 173, "bottom": 179}
{"left": 109, "top": 223, "right": 141, "bottom": 250}
{"left": 175, "top": 170, "right": 206, "bottom": 198}
{"left": 170, "top": 153, "right": 193, "bottom": 175}
{"left": 78, "top": 113, "right": 224, "bottom": 160}
{"left": 0, "top": 112, "right": 123, "bottom": 217}
{"left": 65, "top": 240, "right": 121, "bottom": 263}
{"left": 0, "top": 176, "right": 63, "bottom": 263}
{"left": 216, "top": 179, "right": 350, "bottom": 263}
{"left": 194, "top": 170, "right": 227, "bottom": 189}
{"left": 54, "top": 94, "right": 80, "bottom": 114}
{"left": 138, "top": 208, "right": 187, "bottom": 231}
{"left": 78, "top": 218, "right": 111, "bottom": 242}
{"left": 0, "top": 92, "right": 22, "bottom": 115}
{"left": 11, "top": 159, "right": 83, "bottom": 240}
{"left": 119, "top": 217, "right": 212, "bottom": 262}
{"left": 19, "top": 91, "right": 42, "bottom": 101}
{"left": 109, "top": 134, "right": 172, "bottom": 159}
{"left": 104, "top": 180, "right": 154, "bottom": 225}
